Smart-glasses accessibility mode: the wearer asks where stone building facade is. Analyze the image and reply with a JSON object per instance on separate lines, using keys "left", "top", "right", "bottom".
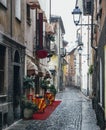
{"left": 0, "top": 0, "right": 25, "bottom": 129}
{"left": 91, "top": 0, "right": 106, "bottom": 129}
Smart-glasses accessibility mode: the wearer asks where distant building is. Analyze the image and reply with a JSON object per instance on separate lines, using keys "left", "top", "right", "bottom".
{"left": 48, "top": 15, "right": 66, "bottom": 92}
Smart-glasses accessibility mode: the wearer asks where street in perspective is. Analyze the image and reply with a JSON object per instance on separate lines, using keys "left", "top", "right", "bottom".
{"left": 6, "top": 87, "right": 100, "bottom": 130}
{"left": 0, "top": 0, "right": 106, "bottom": 130}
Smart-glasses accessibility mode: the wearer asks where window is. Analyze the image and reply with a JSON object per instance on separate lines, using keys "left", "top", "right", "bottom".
{"left": 15, "top": 0, "right": 21, "bottom": 21}
{"left": 26, "top": 4, "right": 31, "bottom": 24}
{"left": 0, "top": 45, "right": 5, "bottom": 94}
{"left": 0, "top": 0, "right": 7, "bottom": 8}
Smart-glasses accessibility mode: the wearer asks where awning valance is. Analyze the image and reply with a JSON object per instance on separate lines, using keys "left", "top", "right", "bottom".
{"left": 39, "top": 65, "right": 52, "bottom": 78}
{"left": 27, "top": 60, "right": 38, "bottom": 75}
{"left": 45, "top": 67, "right": 51, "bottom": 75}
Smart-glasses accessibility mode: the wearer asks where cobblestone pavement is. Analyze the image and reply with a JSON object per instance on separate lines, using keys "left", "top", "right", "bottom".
{"left": 6, "top": 87, "right": 100, "bottom": 130}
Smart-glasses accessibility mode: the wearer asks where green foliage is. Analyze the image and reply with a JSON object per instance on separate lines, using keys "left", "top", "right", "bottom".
{"left": 88, "top": 65, "right": 94, "bottom": 75}
{"left": 21, "top": 96, "right": 38, "bottom": 112}
{"left": 48, "top": 34, "right": 55, "bottom": 42}
{"left": 48, "top": 84, "right": 57, "bottom": 95}
{"left": 39, "top": 79, "right": 49, "bottom": 90}
{"left": 23, "top": 76, "right": 35, "bottom": 89}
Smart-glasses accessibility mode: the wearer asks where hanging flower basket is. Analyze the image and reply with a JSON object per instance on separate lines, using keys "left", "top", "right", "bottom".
{"left": 36, "top": 50, "right": 48, "bottom": 59}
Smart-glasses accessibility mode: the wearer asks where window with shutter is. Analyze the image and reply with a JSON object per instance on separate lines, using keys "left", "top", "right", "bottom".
{"left": 15, "top": 0, "right": 21, "bottom": 21}
{"left": 26, "top": 4, "right": 31, "bottom": 24}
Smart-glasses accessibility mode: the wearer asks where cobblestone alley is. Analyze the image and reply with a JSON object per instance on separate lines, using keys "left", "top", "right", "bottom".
{"left": 6, "top": 87, "right": 100, "bottom": 130}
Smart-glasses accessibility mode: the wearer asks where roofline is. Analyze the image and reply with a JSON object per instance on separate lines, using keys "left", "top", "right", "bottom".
{"left": 50, "top": 15, "right": 65, "bottom": 34}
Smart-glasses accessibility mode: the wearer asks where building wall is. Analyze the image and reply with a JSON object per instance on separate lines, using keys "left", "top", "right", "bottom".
{"left": 0, "top": 1, "right": 25, "bottom": 129}
{"left": 92, "top": 0, "right": 106, "bottom": 129}
{"left": 0, "top": 0, "right": 11, "bottom": 34}
{"left": 0, "top": 0, "right": 25, "bottom": 43}
{"left": 24, "top": 5, "right": 36, "bottom": 58}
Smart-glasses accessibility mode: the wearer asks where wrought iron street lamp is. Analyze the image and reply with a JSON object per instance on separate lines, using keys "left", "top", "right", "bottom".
{"left": 78, "top": 46, "right": 82, "bottom": 55}
{"left": 72, "top": 6, "right": 93, "bottom": 26}
{"left": 72, "top": 6, "right": 82, "bottom": 26}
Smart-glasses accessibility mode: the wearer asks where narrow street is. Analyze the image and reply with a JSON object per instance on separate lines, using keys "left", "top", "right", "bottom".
{"left": 6, "top": 87, "right": 100, "bottom": 130}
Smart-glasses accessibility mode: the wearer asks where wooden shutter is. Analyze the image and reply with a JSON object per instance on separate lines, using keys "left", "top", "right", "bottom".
{"left": 39, "top": 13, "right": 43, "bottom": 49}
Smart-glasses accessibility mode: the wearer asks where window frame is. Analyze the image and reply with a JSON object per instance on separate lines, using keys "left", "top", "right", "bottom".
{"left": 15, "top": 0, "right": 21, "bottom": 21}
{"left": 26, "top": 4, "right": 31, "bottom": 25}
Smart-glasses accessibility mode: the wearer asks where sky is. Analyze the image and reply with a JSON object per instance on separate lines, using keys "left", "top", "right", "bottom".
{"left": 51, "top": 0, "right": 77, "bottom": 52}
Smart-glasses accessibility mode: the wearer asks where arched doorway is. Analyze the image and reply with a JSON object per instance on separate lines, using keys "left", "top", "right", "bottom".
{"left": 13, "top": 50, "right": 21, "bottom": 120}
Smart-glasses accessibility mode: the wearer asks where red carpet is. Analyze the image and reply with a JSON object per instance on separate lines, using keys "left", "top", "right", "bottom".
{"left": 33, "top": 100, "right": 61, "bottom": 120}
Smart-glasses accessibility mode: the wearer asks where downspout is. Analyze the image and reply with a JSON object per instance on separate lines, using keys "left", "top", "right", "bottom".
{"left": 47, "top": 0, "right": 51, "bottom": 62}
{"left": 58, "top": 17, "right": 61, "bottom": 91}
{"left": 49, "top": 0, "right": 51, "bottom": 23}
{"left": 91, "top": 0, "right": 97, "bottom": 51}
{"left": 10, "top": 0, "right": 12, "bottom": 37}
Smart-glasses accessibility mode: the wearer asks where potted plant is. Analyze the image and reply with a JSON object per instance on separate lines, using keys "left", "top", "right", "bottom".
{"left": 39, "top": 78, "right": 50, "bottom": 94}
{"left": 23, "top": 76, "right": 35, "bottom": 89}
{"left": 23, "top": 76, "right": 35, "bottom": 95}
{"left": 21, "top": 96, "right": 38, "bottom": 119}
{"left": 45, "top": 84, "right": 56, "bottom": 105}
{"left": 48, "top": 84, "right": 57, "bottom": 96}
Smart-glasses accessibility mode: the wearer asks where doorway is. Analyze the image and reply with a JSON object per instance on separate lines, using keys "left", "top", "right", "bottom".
{"left": 13, "top": 51, "right": 21, "bottom": 120}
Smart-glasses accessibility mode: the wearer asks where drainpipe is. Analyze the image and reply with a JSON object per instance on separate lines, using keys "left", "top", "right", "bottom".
{"left": 47, "top": 0, "right": 52, "bottom": 62}
{"left": 49, "top": 0, "right": 51, "bottom": 23}
{"left": 58, "top": 17, "right": 61, "bottom": 91}
{"left": 91, "top": 0, "right": 97, "bottom": 51}
{"left": 10, "top": 0, "right": 12, "bottom": 37}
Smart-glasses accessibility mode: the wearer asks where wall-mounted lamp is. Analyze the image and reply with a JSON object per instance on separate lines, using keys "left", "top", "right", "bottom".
{"left": 60, "top": 48, "right": 66, "bottom": 57}
{"left": 72, "top": 6, "right": 92, "bottom": 26}
{"left": 78, "top": 46, "right": 82, "bottom": 55}
{"left": 72, "top": 6, "right": 82, "bottom": 26}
